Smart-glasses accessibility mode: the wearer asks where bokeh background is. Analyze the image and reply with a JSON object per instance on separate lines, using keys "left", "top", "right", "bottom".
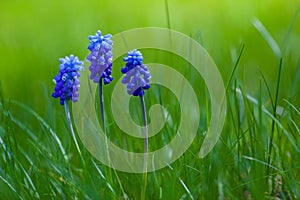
{"left": 0, "top": 0, "right": 300, "bottom": 199}
{"left": 1, "top": 0, "right": 299, "bottom": 110}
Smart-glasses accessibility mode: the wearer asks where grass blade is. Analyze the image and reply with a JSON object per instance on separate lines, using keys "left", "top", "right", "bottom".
{"left": 235, "top": 88, "right": 300, "bottom": 154}
{"left": 91, "top": 159, "right": 117, "bottom": 198}
{"left": 0, "top": 175, "right": 24, "bottom": 200}
{"left": 266, "top": 58, "right": 283, "bottom": 176}
{"left": 8, "top": 100, "right": 68, "bottom": 162}
{"left": 253, "top": 18, "right": 282, "bottom": 60}
{"left": 178, "top": 177, "right": 194, "bottom": 200}
{"left": 164, "top": 0, "right": 171, "bottom": 29}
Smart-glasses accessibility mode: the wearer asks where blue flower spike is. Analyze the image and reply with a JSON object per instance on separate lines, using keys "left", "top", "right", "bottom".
{"left": 86, "top": 30, "right": 114, "bottom": 135}
{"left": 52, "top": 55, "right": 84, "bottom": 105}
{"left": 87, "top": 30, "right": 113, "bottom": 85}
{"left": 121, "top": 49, "right": 151, "bottom": 96}
{"left": 121, "top": 49, "right": 151, "bottom": 196}
{"left": 52, "top": 54, "right": 84, "bottom": 162}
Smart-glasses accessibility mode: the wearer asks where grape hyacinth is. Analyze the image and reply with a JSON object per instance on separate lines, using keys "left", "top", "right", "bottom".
{"left": 52, "top": 54, "right": 84, "bottom": 163}
{"left": 87, "top": 30, "right": 114, "bottom": 171}
{"left": 87, "top": 30, "right": 113, "bottom": 84}
{"left": 86, "top": 30, "right": 114, "bottom": 129}
{"left": 121, "top": 49, "right": 151, "bottom": 97}
{"left": 121, "top": 49, "right": 151, "bottom": 199}
{"left": 52, "top": 55, "right": 84, "bottom": 105}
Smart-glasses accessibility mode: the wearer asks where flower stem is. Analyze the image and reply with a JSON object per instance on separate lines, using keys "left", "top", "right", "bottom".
{"left": 64, "top": 101, "right": 84, "bottom": 164}
{"left": 98, "top": 79, "right": 105, "bottom": 130}
{"left": 98, "top": 79, "right": 113, "bottom": 181}
{"left": 140, "top": 94, "right": 148, "bottom": 200}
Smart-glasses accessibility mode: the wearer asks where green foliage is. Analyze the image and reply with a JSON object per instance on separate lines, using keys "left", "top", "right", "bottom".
{"left": 0, "top": 0, "right": 300, "bottom": 199}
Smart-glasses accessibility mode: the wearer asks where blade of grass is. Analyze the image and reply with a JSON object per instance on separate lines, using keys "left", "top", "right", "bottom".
{"left": 164, "top": 0, "right": 171, "bottom": 29}
{"left": 91, "top": 159, "right": 117, "bottom": 198}
{"left": 18, "top": 162, "right": 40, "bottom": 199}
{"left": 242, "top": 155, "right": 282, "bottom": 172}
{"left": 0, "top": 106, "right": 38, "bottom": 143}
{"left": 0, "top": 175, "right": 24, "bottom": 200}
{"left": 252, "top": 18, "right": 282, "bottom": 60}
{"left": 8, "top": 100, "right": 68, "bottom": 162}
{"left": 267, "top": 58, "right": 283, "bottom": 176}
{"left": 230, "top": 169, "right": 295, "bottom": 192}
{"left": 217, "top": 174, "right": 224, "bottom": 200}
{"left": 178, "top": 177, "right": 194, "bottom": 200}
{"left": 288, "top": 117, "right": 300, "bottom": 136}
{"left": 283, "top": 99, "right": 300, "bottom": 116}
{"left": 166, "top": 164, "right": 194, "bottom": 200}
{"left": 226, "top": 43, "right": 245, "bottom": 92}
{"left": 235, "top": 88, "right": 300, "bottom": 154}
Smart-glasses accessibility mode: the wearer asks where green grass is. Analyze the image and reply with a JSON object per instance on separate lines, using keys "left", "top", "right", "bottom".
{"left": 1, "top": 0, "right": 300, "bottom": 199}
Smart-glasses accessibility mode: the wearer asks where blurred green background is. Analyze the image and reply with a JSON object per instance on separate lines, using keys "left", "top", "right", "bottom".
{"left": 0, "top": 0, "right": 299, "bottom": 111}
{"left": 1, "top": 1, "right": 300, "bottom": 199}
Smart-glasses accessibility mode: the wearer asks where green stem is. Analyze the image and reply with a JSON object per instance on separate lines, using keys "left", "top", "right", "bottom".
{"left": 140, "top": 94, "right": 148, "bottom": 200}
{"left": 98, "top": 79, "right": 105, "bottom": 130}
{"left": 64, "top": 101, "right": 84, "bottom": 164}
{"left": 98, "top": 79, "right": 113, "bottom": 182}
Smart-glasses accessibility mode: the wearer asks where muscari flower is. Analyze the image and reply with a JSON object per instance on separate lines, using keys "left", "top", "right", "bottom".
{"left": 52, "top": 55, "right": 84, "bottom": 105}
{"left": 121, "top": 49, "right": 151, "bottom": 96}
{"left": 87, "top": 30, "right": 113, "bottom": 84}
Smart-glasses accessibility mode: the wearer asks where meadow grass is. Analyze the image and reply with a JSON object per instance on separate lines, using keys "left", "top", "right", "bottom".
{"left": 1, "top": 44, "right": 300, "bottom": 199}
{"left": 1, "top": 0, "right": 300, "bottom": 199}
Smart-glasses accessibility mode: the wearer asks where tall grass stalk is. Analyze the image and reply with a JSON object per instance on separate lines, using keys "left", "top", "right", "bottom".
{"left": 266, "top": 58, "right": 283, "bottom": 177}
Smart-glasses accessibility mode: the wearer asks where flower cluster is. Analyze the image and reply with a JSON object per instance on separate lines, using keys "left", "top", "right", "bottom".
{"left": 121, "top": 49, "right": 151, "bottom": 96}
{"left": 52, "top": 55, "right": 84, "bottom": 105}
{"left": 87, "top": 30, "right": 113, "bottom": 84}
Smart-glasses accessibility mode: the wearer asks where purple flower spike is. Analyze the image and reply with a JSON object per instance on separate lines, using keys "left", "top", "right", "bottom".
{"left": 121, "top": 49, "right": 151, "bottom": 96}
{"left": 52, "top": 55, "right": 84, "bottom": 105}
{"left": 87, "top": 30, "right": 113, "bottom": 84}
